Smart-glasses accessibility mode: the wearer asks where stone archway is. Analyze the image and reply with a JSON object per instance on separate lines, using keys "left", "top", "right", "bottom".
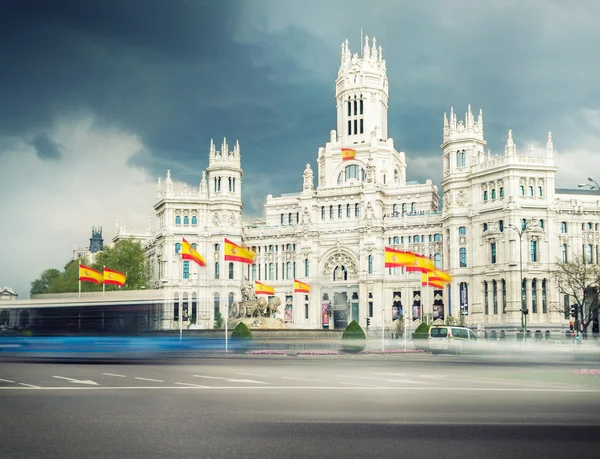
{"left": 322, "top": 250, "right": 358, "bottom": 281}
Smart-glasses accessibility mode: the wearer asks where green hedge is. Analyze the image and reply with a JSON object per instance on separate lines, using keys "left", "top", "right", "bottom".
{"left": 341, "top": 320, "right": 366, "bottom": 353}
{"left": 231, "top": 322, "right": 252, "bottom": 340}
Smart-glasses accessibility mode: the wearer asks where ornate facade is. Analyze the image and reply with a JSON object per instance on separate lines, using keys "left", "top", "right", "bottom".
{"left": 114, "top": 36, "right": 600, "bottom": 334}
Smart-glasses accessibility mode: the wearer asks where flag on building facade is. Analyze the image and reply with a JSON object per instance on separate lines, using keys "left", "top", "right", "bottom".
{"left": 254, "top": 281, "right": 275, "bottom": 295}
{"left": 341, "top": 148, "right": 356, "bottom": 161}
{"left": 79, "top": 264, "right": 103, "bottom": 284}
{"left": 294, "top": 279, "right": 311, "bottom": 293}
{"left": 224, "top": 238, "right": 255, "bottom": 264}
{"left": 405, "top": 254, "right": 436, "bottom": 273}
{"left": 421, "top": 272, "right": 445, "bottom": 289}
{"left": 182, "top": 237, "right": 206, "bottom": 267}
{"left": 103, "top": 268, "right": 127, "bottom": 287}
{"left": 384, "top": 247, "right": 417, "bottom": 268}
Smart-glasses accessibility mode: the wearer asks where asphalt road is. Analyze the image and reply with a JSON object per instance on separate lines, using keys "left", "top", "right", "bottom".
{"left": 1, "top": 356, "right": 599, "bottom": 459}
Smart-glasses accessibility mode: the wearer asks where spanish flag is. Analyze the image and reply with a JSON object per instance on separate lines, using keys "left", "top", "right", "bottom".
{"left": 103, "top": 268, "right": 127, "bottom": 287}
{"left": 255, "top": 281, "right": 275, "bottom": 295}
{"left": 429, "top": 269, "right": 452, "bottom": 283}
{"left": 79, "top": 264, "right": 103, "bottom": 284}
{"left": 421, "top": 272, "right": 446, "bottom": 289}
{"left": 341, "top": 148, "right": 356, "bottom": 161}
{"left": 406, "top": 254, "right": 436, "bottom": 273}
{"left": 294, "top": 279, "right": 311, "bottom": 293}
{"left": 384, "top": 247, "right": 417, "bottom": 268}
{"left": 224, "top": 238, "right": 255, "bottom": 264}
{"left": 182, "top": 237, "right": 206, "bottom": 267}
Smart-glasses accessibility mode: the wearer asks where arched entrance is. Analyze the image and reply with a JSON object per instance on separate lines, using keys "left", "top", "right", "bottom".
{"left": 19, "top": 310, "right": 29, "bottom": 327}
{"left": 321, "top": 249, "right": 359, "bottom": 330}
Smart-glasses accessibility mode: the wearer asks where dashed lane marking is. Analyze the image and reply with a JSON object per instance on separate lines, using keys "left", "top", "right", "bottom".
{"left": 134, "top": 377, "right": 163, "bottom": 383}
{"left": 174, "top": 382, "right": 209, "bottom": 388}
{"left": 336, "top": 375, "right": 431, "bottom": 384}
{"left": 18, "top": 383, "right": 39, "bottom": 388}
{"left": 102, "top": 373, "right": 126, "bottom": 378}
{"left": 235, "top": 372, "right": 270, "bottom": 378}
{"left": 281, "top": 377, "right": 324, "bottom": 382}
{"left": 0, "top": 378, "right": 15, "bottom": 383}
{"left": 193, "top": 375, "right": 269, "bottom": 384}
{"left": 339, "top": 381, "right": 385, "bottom": 388}
{"left": 373, "top": 372, "right": 406, "bottom": 377}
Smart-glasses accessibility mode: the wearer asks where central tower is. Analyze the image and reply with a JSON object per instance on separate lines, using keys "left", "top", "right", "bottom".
{"left": 336, "top": 36, "right": 389, "bottom": 145}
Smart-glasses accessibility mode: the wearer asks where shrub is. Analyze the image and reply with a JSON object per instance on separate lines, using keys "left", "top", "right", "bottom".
{"left": 412, "top": 322, "right": 431, "bottom": 351}
{"left": 341, "top": 320, "right": 367, "bottom": 353}
{"left": 231, "top": 322, "right": 252, "bottom": 340}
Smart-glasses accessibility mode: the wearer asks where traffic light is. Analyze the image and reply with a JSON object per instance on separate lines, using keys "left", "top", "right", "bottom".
{"left": 366, "top": 318, "right": 371, "bottom": 328}
{"left": 570, "top": 322, "right": 574, "bottom": 331}
{"left": 570, "top": 304, "right": 578, "bottom": 318}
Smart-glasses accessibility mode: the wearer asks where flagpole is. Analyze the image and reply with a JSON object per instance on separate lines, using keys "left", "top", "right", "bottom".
{"left": 102, "top": 265, "right": 105, "bottom": 297}
{"left": 223, "top": 238, "right": 228, "bottom": 353}
{"left": 382, "top": 270, "right": 385, "bottom": 353}
{"left": 180, "top": 251, "right": 183, "bottom": 343}
{"left": 403, "top": 267, "right": 408, "bottom": 351}
{"left": 78, "top": 260, "right": 81, "bottom": 299}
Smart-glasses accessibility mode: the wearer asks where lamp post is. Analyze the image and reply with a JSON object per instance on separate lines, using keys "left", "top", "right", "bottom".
{"left": 507, "top": 221, "right": 530, "bottom": 339}
{"left": 578, "top": 177, "right": 600, "bottom": 193}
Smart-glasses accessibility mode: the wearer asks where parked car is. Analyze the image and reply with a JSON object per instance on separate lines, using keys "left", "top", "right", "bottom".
{"left": 428, "top": 325, "right": 479, "bottom": 355}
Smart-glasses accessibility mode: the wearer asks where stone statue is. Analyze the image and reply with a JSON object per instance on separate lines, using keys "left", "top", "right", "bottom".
{"left": 303, "top": 164, "right": 314, "bottom": 191}
{"left": 241, "top": 277, "right": 255, "bottom": 302}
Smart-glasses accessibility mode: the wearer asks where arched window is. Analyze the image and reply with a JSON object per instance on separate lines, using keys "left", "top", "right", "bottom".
{"left": 519, "top": 186, "right": 525, "bottom": 196}
{"left": 286, "top": 262, "right": 292, "bottom": 280}
{"left": 434, "top": 253, "right": 442, "bottom": 269}
{"left": 333, "top": 266, "right": 348, "bottom": 281}
{"left": 561, "top": 222, "right": 567, "bottom": 233}
{"left": 228, "top": 292, "right": 234, "bottom": 307}
{"left": 175, "top": 215, "right": 181, "bottom": 225}
{"left": 355, "top": 203, "right": 360, "bottom": 217}
{"left": 183, "top": 216, "right": 189, "bottom": 225}
{"left": 191, "top": 216, "right": 197, "bottom": 225}
{"left": 392, "top": 204, "right": 398, "bottom": 216}
{"left": 434, "top": 234, "right": 441, "bottom": 242}
{"left": 411, "top": 202, "right": 416, "bottom": 213}
{"left": 368, "top": 255, "right": 373, "bottom": 274}
{"left": 483, "top": 191, "right": 488, "bottom": 201}
{"left": 329, "top": 206, "right": 334, "bottom": 219}
{"left": 491, "top": 189, "right": 496, "bottom": 200}
{"left": 192, "top": 243, "right": 197, "bottom": 250}
{"left": 321, "top": 207, "right": 325, "bottom": 220}
{"left": 183, "top": 261, "right": 190, "bottom": 279}
{"left": 537, "top": 186, "right": 543, "bottom": 197}
{"left": 175, "top": 243, "right": 181, "bottom": 253}
{"left": 528, "top": 186, "right": 534, "bottom": 197}
{"left": 459, "top": 248, "right": 467, "bottom": 267}
{"left": 338, "top": 205, "right": 342, "bottom": 218}
{"left": 215, "top": 262, "right": 220, "bottom": 279}
{"left": 394, "top": 169, "right": 400, "bottom": 183}
{"left": 228, "top": 262, "right": 234, "bottom": 280}
{"left": 414, "top": 235, "right": 420, "bottom": 243}
{"left": 338, "top": 165, "right": 366, "bottom": 183}
{"left": 393, "top": 236, "right": 399, "bottom": 244}
{"left": 458, "top": 226, "right": 466, "bottom": 235}
{"left": 401, "top": 203, "right": 406, "bottom": 214}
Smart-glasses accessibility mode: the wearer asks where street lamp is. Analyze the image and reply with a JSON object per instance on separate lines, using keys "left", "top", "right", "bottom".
{"left": 507, "top": 220, "right": 531, "bottom": 338}
{"left": 578, "top": 177, "right": 600, "bottom": 194}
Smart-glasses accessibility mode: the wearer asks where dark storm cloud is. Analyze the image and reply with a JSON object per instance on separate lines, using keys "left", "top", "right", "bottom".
{"left": 31, "top": 133, "right": 62, "bottom": 160}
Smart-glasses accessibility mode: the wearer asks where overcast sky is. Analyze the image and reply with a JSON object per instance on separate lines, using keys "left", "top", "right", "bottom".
{"left": 1, "top": 0, "right": 599, "bottom": 297}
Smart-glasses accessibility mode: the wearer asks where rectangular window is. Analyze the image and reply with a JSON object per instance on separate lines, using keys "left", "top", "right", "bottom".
{"left": 338, "top": 205, "right": 342, "bottom": 218}
{"left": 359, "top": 99, "right": 363, "bottom": 115}
{"left": 354, "top": 100, "right": 357, "bottom": 116}
{"left": 360, "top": 118, "right": 364, "bottom": 134}
{"left": 499, "top": 187, "right": 504, "bottom": 198}
{"left": 532, "top": 279, "right": 537, "bottom": 313}
{"left": 348, "top": 120, "right": 351, "bottom": 136}
{"left": 215, "top": 262, "right": 220, "bottom": 280}
{"left": 542, "top": 279, "right": 547, "bottom": 313}
{"left": 348, "top": 101, "right": 351, "bottom": 116}
{"left": 459, "top": 248, "right": 467, "bottom": 268}
{"left": 305, "top": 303, "right": 309, "bottom": 320}
{"left": 321, "top": 207, "right": 325, "bottom": 220}
{"left": 491, "top": 243, "right": 497, "bottom": 264}
{"left": 355, "top": 203, "right": 360, "bottom": 217}
{"left": 305, "top": 258, "right": 309, "bottom": 277}
{"left": 368, "top": 255, "right": 373, "bottom": 274}
{"left": 183, "top": 261, "right": 190, "bottom": 279}
{"left": 561, "top": 222, "right": 567, "bottom": 233}
{"left": 346, "top": 204, "right": 351, "bottom": 218}
{"left": 484, "top": 281, "right": 489, "bottom": 315}
{"left": 530, "top": 240, "right": 538, "bottom": 262}
{"left": 502, "top": 280, "right": 507, "bottom": 313}
{"left": 563, "top": 294, "right": 570, "bottom": 319}
{"left": 493, "top": 281, "right": 498, "bottom": 314}
{"left": 368, "top": 300, "right": 373, "bottom": 317}
{"left": 269, "top": 263, "right": 274, "bottom": 281}
{"left": 562, "top": 244, "right": 567, "bottom": 263}
{"left": 252, "top": 264, "right": 257, "bottom": 281}
{"left": 353, "top": 119, "right": 357, "bottom": 135}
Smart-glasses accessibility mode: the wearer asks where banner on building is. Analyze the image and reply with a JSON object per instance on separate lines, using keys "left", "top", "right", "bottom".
{"left": 321, "top": 303, "right": 329, "bottom": 328}
{"left": 284, "top": 295, "right": 293, "bottom": 322}
{"left": 460, "top": 282, "right": 469, "bottom": 315}
{"left": 412, "top": 290, "right": 421, "bottom": 320}
{"left": 392, "top": 290, "right": 402, "bottom": 320}
{"left": 433, "top": 289, "right": 445, "bottom": 321}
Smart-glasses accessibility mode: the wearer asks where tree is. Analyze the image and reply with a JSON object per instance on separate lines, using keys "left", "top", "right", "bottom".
{"left": 92, "top": 240, "right": 150, "bottom": 290}
{"left": 553, "top": 255, "right": 600, "bottom": 333}
{"left": 341, "top": 320, "right": 366, "bottom": 353}
{"left": 30, "top": 268, "right": 61, "bottom": 295}
{"left": 214, "top": 311, "right": 224, "bottom": 329}
{"left": 47, "top": 259, "right": 100, "bottom": 293}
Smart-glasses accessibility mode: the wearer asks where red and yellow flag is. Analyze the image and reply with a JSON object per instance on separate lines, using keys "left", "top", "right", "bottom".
{"left": 341, "top": 148, "right": 356, "bottom": 161}
{"left": 429, "top": 269, "right": 452, "bottom": 284}
{"left": 103, "top": 268, "right": 127, "bottom": 287}
{"left": 384, "top": 247, "right": 417, "bottom": 268}
{"left": 182, "top": 238, "right": 206, "bottom": 267}
{"left": 421, "top": 272, "right": 446, "bottom": 289}
{"left": 406, "top": 254, "right": 436, "bottom": 273}
{"left": 254, "top": 281, "right": 275, "bottom": 295}
{"left": 224, "top": 238, "right": 255, "bottom": 264}
{"left": 79, "top": 264, "right": 103, "bottom": 284}
{"left": 294, "top": 279, "right": 311, "bottom": 293}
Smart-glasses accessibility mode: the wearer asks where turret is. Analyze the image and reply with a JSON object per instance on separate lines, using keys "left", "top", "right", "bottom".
{"left": 441, "top": 106, "right": 487, "bottom": 176}
{"left": 206, "top": 137, "right": 243, "bottom": 200}
{"left": 505, "top": 130, "right": 516, "bottom": 156}
{"left": 336, "top": 35, "right": 389, "bottom": 145}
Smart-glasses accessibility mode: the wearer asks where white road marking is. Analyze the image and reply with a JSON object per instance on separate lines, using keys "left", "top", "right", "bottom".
{"left": 134, "top": 377, "right": 163, "bottom": 383}
{"left": 193, "top": 375, "right": 268, "bottom": 384}
{"left": 339, "top": 381, "right": 384, "bottom": 388}
{"left": 52, "top": 376, "right": 98, "bottom": 385}
{"left": 373, "top": 372, "right": 406, "bottom": 377}
{"left": 236, "top": 372, "right": 270, "bottom": 377}
{"left": 0, "top": 378, "right": 15, "bottom": 383}
{"left": 0, "top": 386, "right": 598, "bottom": 392}
{"left": 102, "top": 373, "right": 126, "bottom": 378}
{"left": 336, "top": 375, "right": 430, "bottom": 384}
{"left": 421, "top": 375, "right": 448, "bottom": 379}
{"left": 174, "top": 382, "right": 209, "bottom": 387}
{"left": 281, "top": 376, "right": 323, "bottom": 382}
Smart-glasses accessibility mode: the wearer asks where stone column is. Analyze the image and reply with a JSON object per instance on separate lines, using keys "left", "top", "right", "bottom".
{"left": 526, "top": 278, "right": 533, "bottom": 331}
{"left": 499, "top": 279, "right": 505, "bottom": 322}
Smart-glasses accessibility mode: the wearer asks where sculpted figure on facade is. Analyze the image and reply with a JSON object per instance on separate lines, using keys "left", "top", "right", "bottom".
{"left": 303, "top": 164, "right": 314, "bottom": 191}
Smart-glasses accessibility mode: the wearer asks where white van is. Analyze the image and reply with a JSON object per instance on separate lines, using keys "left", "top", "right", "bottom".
{"left": 428, "top": 325, "right": 479, "bottom": 354}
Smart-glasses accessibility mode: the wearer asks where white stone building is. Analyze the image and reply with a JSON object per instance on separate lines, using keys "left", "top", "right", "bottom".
{"left": 114, "top": 36, "right": 600, "bottom": 334}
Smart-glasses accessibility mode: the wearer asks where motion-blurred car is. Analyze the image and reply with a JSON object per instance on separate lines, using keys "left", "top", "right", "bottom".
{"left": 428, "top": 325, "right": 479, "bottom": 355}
